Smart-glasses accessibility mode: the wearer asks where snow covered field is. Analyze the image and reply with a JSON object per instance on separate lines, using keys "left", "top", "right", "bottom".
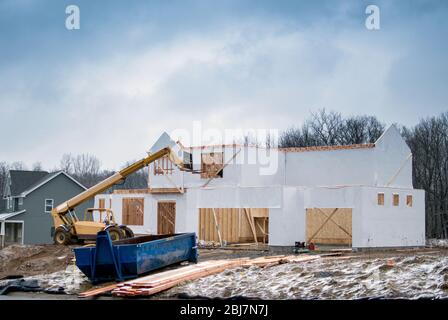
{"left": 166, "top": 252, "right": 448, "bottom": 299}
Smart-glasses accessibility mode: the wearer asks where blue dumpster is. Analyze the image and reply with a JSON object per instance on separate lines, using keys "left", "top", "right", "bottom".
{"left": 73, "top": 231, "right": 198, "bottom": 283}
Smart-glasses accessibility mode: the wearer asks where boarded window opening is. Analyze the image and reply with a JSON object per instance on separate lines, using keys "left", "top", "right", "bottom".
{"left": 157, "top": 201, "right": 176, "bottom": 234}
{"left": 201, "top": 152, "right": 224, "bottom": 179}
{"left": 377, "top": 193, "right": 384, "bottom": 205}
{"left": 393, "top": 194, "right": 400, "bottom": 206}
{"left": 154, "top": 156, "right": 174, "bottom": 175}
{"left": 122, "top": 198, "right": 144, "bottom": 225}
{"left": 406, "top": 195, "right": 413, "bottom": 207}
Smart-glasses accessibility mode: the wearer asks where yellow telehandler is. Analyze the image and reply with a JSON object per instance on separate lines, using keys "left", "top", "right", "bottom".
{"left": 51, "top": 147, "right": 190, "bottom": 245}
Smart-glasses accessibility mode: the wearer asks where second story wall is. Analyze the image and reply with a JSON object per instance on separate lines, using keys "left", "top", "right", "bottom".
{"left": 148, "top": 125, "right": 414, "bottom": 190}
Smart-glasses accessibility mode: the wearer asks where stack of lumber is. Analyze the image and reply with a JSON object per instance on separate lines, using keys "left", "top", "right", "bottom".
{"left": 79, "top": 254, "right": 320, "bottom": 298}
{"left": 112, "top": 259, "right": 248, "bottom": 297}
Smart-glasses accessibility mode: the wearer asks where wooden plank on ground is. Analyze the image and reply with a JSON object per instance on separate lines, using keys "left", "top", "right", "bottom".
{"left": 79, "top": 255, "right": 321, "bottom": 298}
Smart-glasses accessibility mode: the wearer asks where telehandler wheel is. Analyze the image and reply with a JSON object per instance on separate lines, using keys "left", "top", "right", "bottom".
{"left": 120, "top": 226, "right": 134, "bottom": 239}
{"left": 54, "top": 227, "right": 72, "bottom": 245}
{"left": 106, "top": 227, "right": 124, "bottom": 241}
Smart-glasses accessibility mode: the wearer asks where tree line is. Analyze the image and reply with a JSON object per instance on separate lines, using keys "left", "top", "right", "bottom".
{"left": 1, "top": 109, "right": 447, "bottom": 238}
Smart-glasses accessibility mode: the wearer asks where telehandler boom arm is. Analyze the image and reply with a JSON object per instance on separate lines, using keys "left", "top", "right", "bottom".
{"left": 52, "top": 147, "right": 185, "bottom": 218}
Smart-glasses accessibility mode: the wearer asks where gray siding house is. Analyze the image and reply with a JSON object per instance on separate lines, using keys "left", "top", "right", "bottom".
{"left": 0, "top": 170, "right": 93, "bottom": 247}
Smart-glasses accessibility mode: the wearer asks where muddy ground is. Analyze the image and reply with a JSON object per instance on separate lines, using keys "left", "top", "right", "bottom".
{"left": 1, "top": 243, "right": 448, "bottom": 299}
{"left": 0, "top": 244, "right": 74, "bottom": 279}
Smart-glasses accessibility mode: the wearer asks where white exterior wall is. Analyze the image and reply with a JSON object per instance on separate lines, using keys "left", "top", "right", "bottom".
{"left": 269, "top": 187, "right": 305, "bottom": 246}
{"left": 284, "top": 126, "right": 412, "bottom": 188}
{"left": 269, "top": 185, "right": 425, "bottom": 248}
{"left": 94, "top": 193, "right": 187, "bottom": 235}
{"left": 356, "top": 187, "right": 425, "bottom": 247}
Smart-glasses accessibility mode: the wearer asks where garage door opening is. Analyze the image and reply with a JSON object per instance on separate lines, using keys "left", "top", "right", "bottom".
{"left": 306, "top": 208, "right": 352, "bottom": 247}
{"left": 198, "top": 208, "right": 269, "bottom": 245}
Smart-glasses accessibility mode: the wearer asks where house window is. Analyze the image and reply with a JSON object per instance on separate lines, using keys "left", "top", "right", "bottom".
{"left": 18, "top": 197, "right": 23, "bottom": 206}
{"left": 201, "top": 152, "right": 224, "bottom": 179}
{"left": 393, "top": 194, "right": 399, "bottom": 207}
{"left": 122, "top": 198, "right": 144, "bottom": 225}
{"left": 6, "top": 197, "right": 11, "bottom": 209}
{"left": 377, "top": 193, "right": 384, "bottom": 206}
{"left": 406, "top": 195, "right": 413, "bottom": 207}
{"left": 45, "top": 199, "right": 54, "bottom": 213}
{"left": 154, "top": 156, "right": 173, "bottom": 175}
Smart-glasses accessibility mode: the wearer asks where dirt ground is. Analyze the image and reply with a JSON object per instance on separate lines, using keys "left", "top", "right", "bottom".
{"left": 0, "top": 244, "right": 75, "bottom": 279}
{"left": 1, "top": 242, "right": 448, "bottom": 299}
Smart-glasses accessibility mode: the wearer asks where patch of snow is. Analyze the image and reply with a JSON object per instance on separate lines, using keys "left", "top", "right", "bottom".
{"left": 427, "top": 239, "right": 448, "bottom": 248}
{"left": 164, "top": 254, "right": 448, "bottom": 299}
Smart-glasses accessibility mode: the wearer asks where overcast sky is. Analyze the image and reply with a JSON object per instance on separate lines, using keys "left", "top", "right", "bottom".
{"left": 0, "top": 0, "right": 447, "bottom": 170}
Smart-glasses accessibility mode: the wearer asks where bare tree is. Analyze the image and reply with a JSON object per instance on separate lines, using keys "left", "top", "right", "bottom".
{"left": 0, "top": 162, "right": 9, "bottom": 199}
{"left": 279, "top": 109, "right": 385, "bottom": 148}
{"left": 309, "top": 109, "right": 344, "bottom": 145}
{"left": 32, "top": 162, "right": 43, "bottom": 171}
{"left": 9, "top": 161, "right": 27, "bottom": 170}
{"left": 59, "top": 154, "right": 73, "bottom": 174}
{"left": 340, "top": 115, "right": 385, "bottom": 144}
{"left": 111, "top": 161, "right": 148, "bottom": 191}
{"left": 402, "top": 112, "right": 448, "bottom": 238}
{"left": 58, "top": 153, "right": 102, "bottom": 188}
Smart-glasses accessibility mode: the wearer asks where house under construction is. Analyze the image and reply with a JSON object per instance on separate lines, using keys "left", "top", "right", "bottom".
{"left": 95, "top": 125, "right": 425, "bottom": 248}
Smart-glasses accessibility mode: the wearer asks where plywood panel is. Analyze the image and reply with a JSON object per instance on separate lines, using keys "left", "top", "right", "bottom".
{"left": 157, "top": 202, "right": 176, "bottom": 234}
{"left": 198, "top": 208, "right": 269, "bottom": 244}
{"left": 122, "top": 198, "right": 144, "bottom": 226}
{"left": 306, "top": 208, "right": 352, "bottom": 245}
{"left": 200, "top": 152, "right": 224, "bottom": 179}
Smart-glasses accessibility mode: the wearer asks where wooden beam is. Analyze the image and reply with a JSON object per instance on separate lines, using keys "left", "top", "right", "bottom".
{"left": 244, "top": 208, "right": 258, "bottom": 245}
{"left": 149, "top": 188, "right": 185, "bottom": 194}
{"left": 212, "top": 208, "right": 223, "bottom": 247}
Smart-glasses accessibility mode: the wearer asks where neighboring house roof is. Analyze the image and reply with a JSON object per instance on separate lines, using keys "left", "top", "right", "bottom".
{"left": 5, "top": 170, "right": 87, "bottom": 198}
{"left": 9, "top": 170, "right": 49, "bottom": 196}
{"left": 0, "top": 210, "right": 26, "bottom": 221}
{"left": 20, "top": 171, "right": 87, "bottom": 197}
